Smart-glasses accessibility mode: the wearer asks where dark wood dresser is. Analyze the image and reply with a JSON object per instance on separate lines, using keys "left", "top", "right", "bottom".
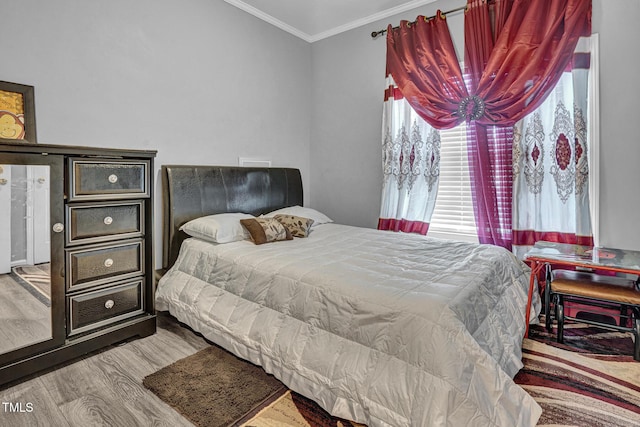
{"left": 0, "top": 142, "right": 156, "bottom": 386}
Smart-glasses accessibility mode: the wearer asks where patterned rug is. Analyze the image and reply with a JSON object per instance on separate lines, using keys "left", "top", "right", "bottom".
{"left": 11, "top": 264, "right": 50, "bottom": 306}
{"left": 518, "top": 322, "right": 640, "bottom": 427}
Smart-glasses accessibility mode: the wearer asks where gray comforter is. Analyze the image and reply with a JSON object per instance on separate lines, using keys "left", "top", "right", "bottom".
{"left": 156, "top": 223, "right": 541, "bottom": 426}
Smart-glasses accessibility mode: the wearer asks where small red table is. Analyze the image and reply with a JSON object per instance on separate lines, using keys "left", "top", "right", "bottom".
{"left": 524, "top": 241, "right": 640, "bottom": 338}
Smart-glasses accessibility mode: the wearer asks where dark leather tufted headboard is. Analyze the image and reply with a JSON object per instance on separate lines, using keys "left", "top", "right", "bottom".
{"left": 161, "top": 165, "right": 303, "bottom": 270}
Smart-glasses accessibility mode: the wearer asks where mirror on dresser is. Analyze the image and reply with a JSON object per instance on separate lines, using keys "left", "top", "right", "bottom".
{"left": 0, "top": 153, "right": 65, "bottom": 367}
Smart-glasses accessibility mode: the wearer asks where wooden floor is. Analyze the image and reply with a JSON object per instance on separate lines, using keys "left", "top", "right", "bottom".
{"left": 0, "top": 272, "right": 50, "bottom": 354}
{"left": 0, "top": 313, "right": 209, "bottom": 427}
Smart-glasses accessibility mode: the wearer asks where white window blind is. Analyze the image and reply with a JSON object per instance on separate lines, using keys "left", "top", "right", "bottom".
{"left": 428, "top": 122, "right": 479, "bottom": 243}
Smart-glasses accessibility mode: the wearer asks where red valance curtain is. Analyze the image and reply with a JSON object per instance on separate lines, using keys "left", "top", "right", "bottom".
{"left": 385, "top": 11, "right": 465, "bottom": 130}
{"left": 385, "top": 0, "right": 592, "bottom": 249}
{"left": 465, "top": 0, "right": 591, "bottom": 125}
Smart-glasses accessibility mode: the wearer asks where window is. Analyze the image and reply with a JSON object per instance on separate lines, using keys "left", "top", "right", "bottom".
{"left": 428, "top": 122, "right": 479, "bottom": 243}
{"left": 381, "top": 36, "right": 598, "bottom": 248}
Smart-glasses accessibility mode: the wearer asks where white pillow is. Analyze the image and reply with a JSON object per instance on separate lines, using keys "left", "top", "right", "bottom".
{"left": 262, "top": 206, "right": 332, "bottom": 227}
{"left": 180, "top": 213, "right": 253, "bottom": 243}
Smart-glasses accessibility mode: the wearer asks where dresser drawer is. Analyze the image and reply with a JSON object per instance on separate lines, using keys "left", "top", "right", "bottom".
{"left": 66, "top": 239, "right": 144, "bottom": 292}
{"left": 67, "top": 201, "right": 144, "bottom": 245}
{"left": 69, "top": 159, "right": 150, "bottom": 201}
{"left": 68, "top": 279, "right": 144, "bottom": 335}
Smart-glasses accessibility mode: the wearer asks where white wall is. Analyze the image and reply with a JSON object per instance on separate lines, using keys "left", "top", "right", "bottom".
{"left": 310, "top": 0, "right": 640, "bottom": 251}
{"left": 593, "top": 0, "right": 640, "bottom": 251}
{"left": 1, "top": 0, "right": 313, "bottom": 266}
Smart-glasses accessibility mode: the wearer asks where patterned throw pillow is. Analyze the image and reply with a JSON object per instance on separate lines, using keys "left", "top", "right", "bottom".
{"left": 273, "top": 214, "right": 315, "bottom": 238}
{"left": 240, "top": 218, "right": 293, "bottom": 245}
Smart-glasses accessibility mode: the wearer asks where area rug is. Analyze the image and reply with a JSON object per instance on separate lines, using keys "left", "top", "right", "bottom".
{"left": 143, "top": 345, "right": 287, "bottom": 427}
{"left": 519, "top": 322, "right": 640, "bottom": 427}
{"left": 146, "top": 323, "right": 640, "bottom": 427}
{"left": 11, "top": 264, "right": 50, "bottom": 306}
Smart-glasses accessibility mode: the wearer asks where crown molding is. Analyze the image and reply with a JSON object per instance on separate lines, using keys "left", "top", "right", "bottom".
{"left": 224, "top": 0, "right": 438, "bottom": 43}
{"left": 308, "top": 0, "right": 439, "bottom": 42}
{"left": 223, "top": 0, "right": 314, "bottom": 42}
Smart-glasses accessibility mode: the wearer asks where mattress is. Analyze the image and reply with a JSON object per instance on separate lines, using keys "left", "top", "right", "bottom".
{"left": 155, "top": 223, "right": 542, "bottom": 426}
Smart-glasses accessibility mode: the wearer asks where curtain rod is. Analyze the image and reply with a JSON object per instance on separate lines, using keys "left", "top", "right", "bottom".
{"left": 370, "top": 5, "right": 467, "bottom": 39}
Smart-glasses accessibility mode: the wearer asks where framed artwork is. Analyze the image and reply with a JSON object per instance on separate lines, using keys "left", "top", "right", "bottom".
{"left": 0, "top": 80, "right": 37, "bottom": 144}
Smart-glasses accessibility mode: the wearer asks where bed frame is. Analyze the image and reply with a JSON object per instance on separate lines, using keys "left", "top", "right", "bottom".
{"left": 157, "top": 165, "right": 542, "bottom": 426}
{"left": 161, "top": 165, "right": 303, "bottom": 270}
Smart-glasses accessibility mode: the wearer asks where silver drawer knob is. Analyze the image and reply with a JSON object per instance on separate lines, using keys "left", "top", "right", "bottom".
{"left": 52, "top": 223, "right": 64, "bottom": 233}
{"left": 108, "top": 174, "right": 118, "bottom": 184}
{"left": 104, "top": 258, "right": 114, "bottom": 268}
{"left": 0, "top": 178, "right": 7, "bottom": 185}
{"left": 104, "top": 299, "right": 115, "bottom": 309}
{"left": 103, "top": 216, "right": 113, "bottom": 225}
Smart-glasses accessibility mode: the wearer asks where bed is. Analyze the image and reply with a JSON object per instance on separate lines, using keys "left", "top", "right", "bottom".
{"left": 155, "top": 165, "right": 542, "bottom": 427}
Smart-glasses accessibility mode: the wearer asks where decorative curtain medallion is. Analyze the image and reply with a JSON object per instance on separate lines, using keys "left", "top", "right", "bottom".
{"left": 457, "top": 95, "right": 485, "bottom": 121}
{"left": 524, "top": 112, "right": 545, "bottom": 195}
{"left": 550, "top": 102, "right": 576, "bottom": 203}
